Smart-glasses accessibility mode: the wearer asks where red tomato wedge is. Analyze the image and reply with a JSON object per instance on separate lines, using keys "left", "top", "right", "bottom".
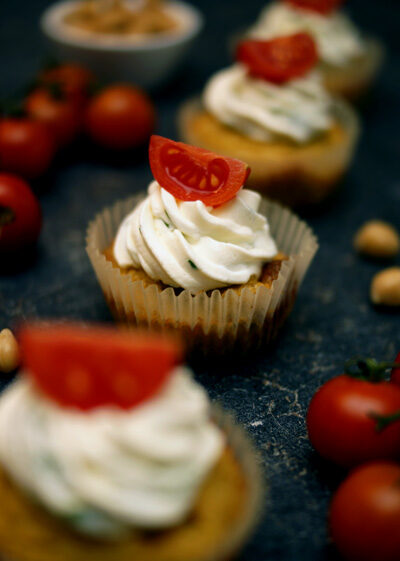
{"left": 19, "top": 323, "right": 182, "bottom": 411}
{"left": 149, "top": 135, "right": 250, "bottom": 206}
{"left": 285, "top": 0, "right": 344, "bottom": 15}
{"left": 236, "top": 34, "right": 318, "bottom": 84}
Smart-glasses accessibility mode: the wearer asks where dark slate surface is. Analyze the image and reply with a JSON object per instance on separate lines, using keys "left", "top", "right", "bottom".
{"left": 0, "top": 0, "right": 399, "bottom": 560}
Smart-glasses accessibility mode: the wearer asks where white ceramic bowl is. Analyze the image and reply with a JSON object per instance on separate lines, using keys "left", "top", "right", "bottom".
{"left": 40, "top": 0, "right": 203, "bottom": 89}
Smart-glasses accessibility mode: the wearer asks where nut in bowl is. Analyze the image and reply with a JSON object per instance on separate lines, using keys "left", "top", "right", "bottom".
{"left": 40, "top": 0, "right": 204, "bottom": 89}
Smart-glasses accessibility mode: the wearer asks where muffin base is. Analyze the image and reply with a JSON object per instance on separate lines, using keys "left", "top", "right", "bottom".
{"left": 0, "top": 407, "right": 263, "bottom": 561}
{"left": 178, "top": 98, "right": 359, "bottom": 207}
{"left": 322, "top": 38, "right": 385, "bottom": 101}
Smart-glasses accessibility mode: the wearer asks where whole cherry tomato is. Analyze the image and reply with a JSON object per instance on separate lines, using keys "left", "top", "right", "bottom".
{"left": 0, "top": 174, "right": 42, "bottom": 252}
{"left": 330, "top": 461, "right": 400, "bottom": 561}
{"left": 236, "top": 34, "right": 318, "bottom": 84}
{"left": 149, "top": 136, "right": 250, "bottom": 206}
{"left": 307, "top": 359, "right": 400, "bottom": 467}
{"left": 285, "top": 0, "right": 344, "bottom": 15}
{"left": 0, "top": 118, "right": 55, "bottom": 179}
{"left": 38, "top": 63, "right": 95, "bottom": 106}
{"left": 25, "top": 88, "right": 83, "bottom": 147}
{"left": 391, "top": 352, "right": 400, "bottom": 385}
{"left": 20, "top": 323, "right": 182, "bottom": 411}
{"left": 85, "top": 84, "right": 155, "bottom": 150}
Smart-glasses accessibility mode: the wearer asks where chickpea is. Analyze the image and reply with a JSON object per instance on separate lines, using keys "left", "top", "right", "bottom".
{"left": 0, "top": 329, "right": 20, "bottom": 373}
{"left": 354, "top": 220, "right": 400, "bottom": 259}
{"left": 370, "top": 267, "right": 400, "bottom": 307}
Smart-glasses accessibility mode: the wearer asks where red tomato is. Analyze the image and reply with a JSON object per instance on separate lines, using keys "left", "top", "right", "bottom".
{"left": 0, "top": 118, "right": 55, "bottom": 179}
{"left": 85, "top": 84, "right": 155, "bottom": 150}
{"left": 39, "top": 64, "right": 95, "bottom": 106}
{"left": 149, "top": 135, "right": 250, "bottom": 206}
{"left": 25, "top": 88, "right": 83, "bottom": 147}
{"left": 236, "top": 33, "right": 318, "bottom": 84}
{"left": 285, "top": 0, "right": 344, "bottom": 15}
{"left": 391, "top": 352, "right": 400, "bottom": 386}
{"left": 19, "top": 323, "right": 183, "bottom": 411}
{"left": 0, "top": 174, "right": 42, "bottom": 252}
{"left": 330, "top": 462, "right": 400, "bottom": 561}
{"left": 307, "top": 374, "right": 400, "bottom": 467}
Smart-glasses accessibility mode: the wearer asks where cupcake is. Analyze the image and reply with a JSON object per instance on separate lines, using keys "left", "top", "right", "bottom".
{"left": 0, "top": 322, "right": 263, "bottom": 561}
{"left": 247, "top": 0, "right": 384, "bottom": 100}
{"left": 87, "top": 135, "right": 318, "bottom": 353}
{"left": 178, "top": 33, "right": 360, "bottom": 207}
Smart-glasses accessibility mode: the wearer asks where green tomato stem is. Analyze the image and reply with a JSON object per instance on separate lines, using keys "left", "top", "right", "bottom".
{"left": 371, "top": 410, "right": 400, "bottom": 432}
{"left": 344, "top": 358, "right": 400, "bottom": 382}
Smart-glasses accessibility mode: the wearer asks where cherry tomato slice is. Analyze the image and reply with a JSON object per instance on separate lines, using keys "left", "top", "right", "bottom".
{"left": 330, "top": 462, "right": 400, "bottom": 561}
{"left": 236, "top": 33, "right": 318, "bottom": 84}
{"left": 285, "top": 0, "right": 344, "bottom": 15}
{"left": 19, "top": 323, "right": 183, "bottom": 411}
{"left": 307, "top": 375, "right": 400, "bottom": 467}
{"left": 149, "top": 136, "right": 250, "bottom": 206}
{"left": 391, "top": 352, "right": 400, "bottom": 386}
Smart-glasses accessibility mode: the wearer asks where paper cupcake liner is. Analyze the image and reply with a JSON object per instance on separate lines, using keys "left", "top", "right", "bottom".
{"left": 0, "top": 407, "right": 264, "bottom": 561}
{"left": 86, "top": 194, "right": 318, "bottom": 353}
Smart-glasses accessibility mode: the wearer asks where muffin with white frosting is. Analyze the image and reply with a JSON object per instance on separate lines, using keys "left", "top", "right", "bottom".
{"left": 248, "top": 0, "right": 384, "bottom": 100}
{"left": 0, "top": 322, "right": 263, "bottom": 561}
{"left": 178, "top": 32, "right": 359, "bottom": 207}
{"left": 87, "top": 135, "right": 318, "bottom": 352}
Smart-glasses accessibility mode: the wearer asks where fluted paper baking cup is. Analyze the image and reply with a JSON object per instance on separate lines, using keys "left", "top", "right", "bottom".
{"left": 0, "top": 407, "right": 264, "bottom": 561}
{"left": 86, "top": 194, "right": 318, "bottom": 353}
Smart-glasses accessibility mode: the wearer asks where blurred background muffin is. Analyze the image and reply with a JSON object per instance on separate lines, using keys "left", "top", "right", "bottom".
{"left": 179, "top": 33, "right": 360, "bottom": 207}
{"left": 246, "top": 0, "right": 384, "bottom": 100}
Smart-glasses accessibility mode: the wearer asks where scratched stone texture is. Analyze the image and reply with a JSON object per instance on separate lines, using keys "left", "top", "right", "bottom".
{"left": 0, "top": 0, "right": 399, "bottom": 560}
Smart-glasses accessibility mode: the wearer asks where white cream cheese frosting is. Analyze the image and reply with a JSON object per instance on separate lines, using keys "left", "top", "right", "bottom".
{"left": 0, "top": 368, "right": 224, "bottom": 537}
{"left": 249, "top": 2, "right": 365, "bottom": 67}
{"left": 204, "top": 64, "right": 332, "bottom": 143}
{"left": 113, "top": 181, "right": 278, "bottom": 292}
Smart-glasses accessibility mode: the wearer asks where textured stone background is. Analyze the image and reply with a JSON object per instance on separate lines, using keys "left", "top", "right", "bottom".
{"left": 0, "top": 0, "right": 399, "bottom": 559}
